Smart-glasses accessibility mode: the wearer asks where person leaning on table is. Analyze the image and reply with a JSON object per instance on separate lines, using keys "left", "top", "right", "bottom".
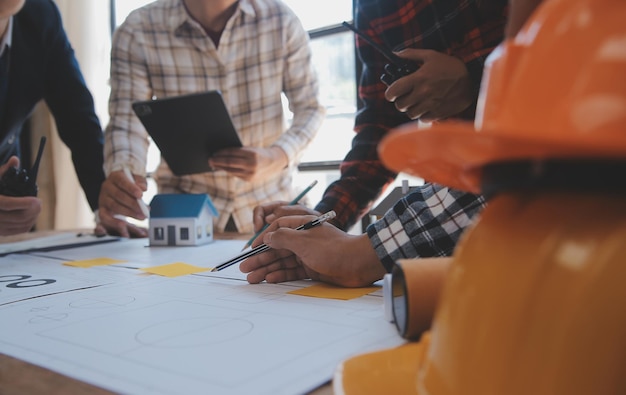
{"left": 0, "top": 0, "right": 105, "bottom": 236}
{"left": 96, "top": 0, "right": 325, "bottom": 238}
{"left": 239, "top": 0, "right": 547, "bottom": 290}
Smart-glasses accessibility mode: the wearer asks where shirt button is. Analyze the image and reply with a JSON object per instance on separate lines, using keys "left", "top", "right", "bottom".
{"left": 7, "top": 134, "right": 15, "bottom": 144}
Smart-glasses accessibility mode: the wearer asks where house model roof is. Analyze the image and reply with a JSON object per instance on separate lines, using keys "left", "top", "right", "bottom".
{"left": 149, "top": 194, "right": 218, "bottom": 218}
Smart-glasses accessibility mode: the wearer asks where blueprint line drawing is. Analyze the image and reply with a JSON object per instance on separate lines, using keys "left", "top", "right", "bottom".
{"left": 0, "top": 239, "right": 404, "bottom": 395}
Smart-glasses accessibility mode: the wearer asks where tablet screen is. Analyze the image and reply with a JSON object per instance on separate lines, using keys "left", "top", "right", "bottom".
{"left": 132, "top": 91, "right": 243, "bottom": 176}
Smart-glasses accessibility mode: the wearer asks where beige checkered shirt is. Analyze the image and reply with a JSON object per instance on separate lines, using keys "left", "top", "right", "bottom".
{"left": 104, "top": 0, "right": 324, "bottom": 233}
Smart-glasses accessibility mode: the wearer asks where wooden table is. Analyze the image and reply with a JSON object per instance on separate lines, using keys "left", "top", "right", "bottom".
{"left": 0, "top": 352, "right": 333, "bottom": 394}
{"left": 0, "top": 231, "right": 334, "bottom": 395}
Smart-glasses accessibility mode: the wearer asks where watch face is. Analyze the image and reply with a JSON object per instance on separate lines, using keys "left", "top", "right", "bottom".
{"left": 391, "top": 265, "right": 408, "bottom": 338}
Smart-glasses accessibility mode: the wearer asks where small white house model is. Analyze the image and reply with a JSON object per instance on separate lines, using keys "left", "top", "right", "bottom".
{"left": 148, "top": 193, "right": 219, "bottom": 246}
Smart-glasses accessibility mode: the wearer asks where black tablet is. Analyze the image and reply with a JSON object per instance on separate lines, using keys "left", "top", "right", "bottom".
{"left": 132, "top": 91, "right": 243, "bottom": 176}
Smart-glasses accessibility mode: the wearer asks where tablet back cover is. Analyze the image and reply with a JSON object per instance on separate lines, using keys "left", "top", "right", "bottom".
{"left": 132, "top": 91, "right": 242, "bottom": 175}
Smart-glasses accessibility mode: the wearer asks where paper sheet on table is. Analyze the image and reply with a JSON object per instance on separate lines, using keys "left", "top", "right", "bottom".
{"left": 32, "top": 238, "right": 249, "bottom": 281}
{"left": 0, "top": 255, "right": 131, "bottom": 306}
{"left": 0, "top": 267, "right": 404, "bottom": 395}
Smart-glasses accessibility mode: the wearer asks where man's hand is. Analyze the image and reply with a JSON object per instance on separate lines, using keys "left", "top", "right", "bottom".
{"left": 385, "top": 48, "right": 474, "bottom": 122}
{"left": 252, "top": 201, "right": 320, "bottom": 233}
{"left": 240, "top": 215, "right": 386, "bottom": 287}
{"left": 0, "top": 157, "right": 41, "bottom": 236}
{"left": 209, "top": 146, "right": 288, "bottom": 182}
{"left": 96, "top": 170, "right": 148, "bottom": 238}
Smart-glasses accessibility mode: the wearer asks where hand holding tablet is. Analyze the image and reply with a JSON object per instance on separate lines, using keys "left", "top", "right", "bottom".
{"left": 132, "top": 91, "right": 243, "bottom": 176}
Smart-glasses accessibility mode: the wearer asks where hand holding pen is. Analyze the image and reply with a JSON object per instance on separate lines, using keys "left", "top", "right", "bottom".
{"left": 123, "top": 167, "right": 150, "bottom": 218}
{"left": 212, "top": 210, "right": 336, "bottom": 272}
{"left": 243, "top": 180, "right": 318, "bottom": 250}
{"left": 238, "top": 210, "right": 386, "bottom": 287}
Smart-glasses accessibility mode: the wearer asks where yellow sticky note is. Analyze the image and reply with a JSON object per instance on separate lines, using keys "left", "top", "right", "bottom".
{"left": 140, "top": 262, "right": 210, "bottom": 277}
{"left": 287, "top": 283, "right": 380, "bottom": 300}
{"left": 63, "top": 257, "right": 126, "bottom": 268}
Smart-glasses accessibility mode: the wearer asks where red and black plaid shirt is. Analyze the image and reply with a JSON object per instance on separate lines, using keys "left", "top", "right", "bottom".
{"left": 315, "top": 0, "right": 508, "bottom": 231}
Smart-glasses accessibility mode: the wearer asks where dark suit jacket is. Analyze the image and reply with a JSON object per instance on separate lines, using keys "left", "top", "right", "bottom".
{"left": 0, "top": 0, "right": 105, "bottom": 210}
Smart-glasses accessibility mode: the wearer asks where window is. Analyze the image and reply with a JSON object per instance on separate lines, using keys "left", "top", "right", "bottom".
{"left": 112, "top": 0, "right": 155, "bottom": 26}
{"left": 180, "top": 227, "right": 189, "bottom": 240}
{"left": 154, "top": 227, "right": 164, "bottom": 240}
{"left": 280, "top": 0, "right": 356, "bottom": 208}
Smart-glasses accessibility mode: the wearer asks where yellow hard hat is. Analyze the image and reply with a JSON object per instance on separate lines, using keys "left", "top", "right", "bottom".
{"left": 378, "top": 0, "right": 626, "bottom": 194}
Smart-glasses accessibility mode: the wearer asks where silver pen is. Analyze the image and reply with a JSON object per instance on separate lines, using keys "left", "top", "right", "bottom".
{"left": 211, "top": 211, "right": 336, "bottom": 272}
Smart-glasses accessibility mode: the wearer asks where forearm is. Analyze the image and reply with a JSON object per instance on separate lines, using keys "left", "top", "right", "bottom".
{"left": 367, "top": 184, "right": 487, "bottom": 272}
{"left": 266, "top": 146, "right": 289, "bottom": 173}
{"left": 104, "top": 121, "right": 151, "bottom": 177}
{"left": 337, "top": 233, "right": 387, "bottom": 287}
{"left": 314, "top": 11, "right": 411, "bottom": 230}
{"left": 271, "top": 102, "right": 324, "bottom": 168}
{"left": 104, "top": 23, "right": 152, "bottom": 176}
{"left": 273, "top": 64, "right": 324, "bottom": 167}
{"left": 272, "top": 15, "right": 325, "bottom": 167}
{"left": 49, "top": 80, "right": 105, "bottom": 210}
{"left": 315, "top": 74, "right": 405, "bottom": 230}
{"left": 450, "top": 3, "right": 509, "bottom": 119}
{"left": 43, "top": 14, "right": 105, "bottom": 210}
{"left": 315, "top": 150, "right": 397, "bottom": 231}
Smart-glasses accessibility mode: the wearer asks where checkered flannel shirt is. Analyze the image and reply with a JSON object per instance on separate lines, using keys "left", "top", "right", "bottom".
{"left": 368, "top": 184, "right": 486, "bottom": 271}
{"left": 315, "top": 0, "right": 508, "bottom": 231}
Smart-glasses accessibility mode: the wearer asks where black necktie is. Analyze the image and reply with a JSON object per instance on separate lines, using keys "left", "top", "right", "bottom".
{"left": 0, "top": 48, "right": 9, "bottom": 125}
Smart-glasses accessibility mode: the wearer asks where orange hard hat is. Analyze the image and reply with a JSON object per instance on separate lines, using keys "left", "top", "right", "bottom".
{"left": 334, "top": 1, "right": 626, "bottom": 394}
{"left": 379, "top": 0, "right": 626, "bottom": 194}
{"left": 335, "top": 192, "right": 626, "bottom": 395}
{"left": 416, "top": 192, "right": 626, "bottom": 395}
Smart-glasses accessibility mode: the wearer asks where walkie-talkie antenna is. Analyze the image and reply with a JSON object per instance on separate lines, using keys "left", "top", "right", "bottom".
{"left": 342, "top": 22, "right": 404, "bottom": 65}
{"left": 342, "top": 21, "right": 419, "bottom": 85}
{"left": 30, "top": 136, "right": 47, "bottom": 183}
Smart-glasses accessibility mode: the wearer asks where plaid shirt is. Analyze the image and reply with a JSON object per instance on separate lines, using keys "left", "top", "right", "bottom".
{"left": 314, "top": 0, "right": 507, "bottom": 231}
{"left": 368, "top": 184, "right": 486, "bottom": 270}
{"left": 105, "top": 0, "right": 324, "bottom": 233}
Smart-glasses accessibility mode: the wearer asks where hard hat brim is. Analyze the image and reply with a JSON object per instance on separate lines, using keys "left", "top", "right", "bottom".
{"left": 333, "top": 342, "right": 423, "bottom": 395}
{"left": 379, "top": 121, "right": 625, "bottom": 194}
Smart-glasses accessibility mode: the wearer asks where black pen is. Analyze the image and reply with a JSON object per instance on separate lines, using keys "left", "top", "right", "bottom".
{"left": 211, "top": 210, "right": 336, "bottom": 272}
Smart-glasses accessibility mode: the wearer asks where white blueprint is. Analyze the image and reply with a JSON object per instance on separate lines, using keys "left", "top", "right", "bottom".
{"left": 0, "top": 239, "right": 404, "bottom": 395}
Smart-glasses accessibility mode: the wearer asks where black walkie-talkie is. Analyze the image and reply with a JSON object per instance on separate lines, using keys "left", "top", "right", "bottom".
{"left": 0, "top": 136, "right": 47, "bottom": 197}
{"left": 342, "top": 21, "right": 420, "bottom": 85}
